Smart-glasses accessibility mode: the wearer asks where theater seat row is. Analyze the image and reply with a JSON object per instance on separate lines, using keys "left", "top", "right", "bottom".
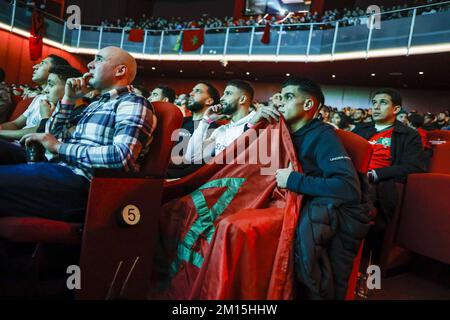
{"left": 0, "top": 102, "right": 183, "bottom": 299}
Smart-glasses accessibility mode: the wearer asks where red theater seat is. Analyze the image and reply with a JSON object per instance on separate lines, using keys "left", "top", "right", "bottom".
{"left": 0, "top": 102, "right": 183, "bottom": 299}
{"left": 336, "top": 130, "right": 373, "bottom": 300}
{"left": 396, "top": 173, "right": 450, "bottom": 265}
{"left": 426, "top": 130, "right": 450, "bottom": 146}
{"left": 429, "top": 143, "right": 450, "bottom": 174}
{"left": 7, "top": 98, "right": 33, "bottom": 122}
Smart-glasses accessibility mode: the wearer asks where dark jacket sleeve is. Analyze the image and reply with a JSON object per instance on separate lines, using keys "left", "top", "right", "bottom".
{"left": 286, "top": 128, "right": 361, "bottom": 204}
{"left": 374, "top": 130, "right": 425, "bottom": 182}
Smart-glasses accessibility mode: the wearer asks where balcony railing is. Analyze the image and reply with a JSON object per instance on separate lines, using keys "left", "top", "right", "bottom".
{"left": 1, "top": 0, "right": 450, "bottom": 62}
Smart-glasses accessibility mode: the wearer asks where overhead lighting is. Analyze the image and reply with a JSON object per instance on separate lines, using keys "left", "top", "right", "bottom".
{"left": 151, "top": 66, "right": 156, "bottom": 70}
{"left": 419, "top": 71, "right": 424, "bottom": 75}
{"left": 179, "top": 69, "right": 183, "bottom": 73}
{"left": 332, "top": 74, "right": 336, "bottom": 78}
{"left": 371, "top": 73, "right": 376, "bottom": 77}
{"left": 246, "top": 72, "right": 250, "bottom": 75}
{"left": 286, "top": 73, "right": 290, "bottom": 77}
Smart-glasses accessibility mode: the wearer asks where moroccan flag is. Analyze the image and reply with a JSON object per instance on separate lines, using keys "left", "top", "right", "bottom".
{"left": 261, "top": 22, "right": 271, "bottom": 44}
{"left": 151, "top": 119, "right": 303, "bottom": 299}
{"left": 128, "top": 29, "right": 145, "bottom": 42}
{"left": 182, "top": 29, "right": 204, "bottom": 52}
{"left": 29, "top": 10, "right": 45, "bottom": 61}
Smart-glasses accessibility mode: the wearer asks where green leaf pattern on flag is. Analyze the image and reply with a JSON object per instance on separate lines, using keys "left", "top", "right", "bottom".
{"left": 169, "top": 178, "right": 246, "bottom": 278}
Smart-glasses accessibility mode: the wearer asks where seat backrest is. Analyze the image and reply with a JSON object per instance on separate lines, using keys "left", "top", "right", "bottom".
{"left": 8, "top": 98, "right": 33, "bottom": 122}
{"left": 426, "top": 130, "right": 450, "bottom": 144}
{"left": 429, "top": 142, "right": 450, "bottom": 174}
{"left": 336, "top": 129, "right": 373, "bottom": 174}
{"left": 141, "top": 101, "right": 183, "bottom": 178}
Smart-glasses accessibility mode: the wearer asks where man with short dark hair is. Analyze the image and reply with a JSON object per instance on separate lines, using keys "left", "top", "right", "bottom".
{"left": 185, "top": 79, "right": 255, "bottom": 163}
{"left": 0, "top": 55, "right": 70, "bottom": 140}
{"left": 396, "top": 108, "right": 409, "bottom": 126}
{"left": 167, "top": 82, "right": 220, "bottom": 178}
{"left": 352, "top": 108, "right": 365, "bottom": 124}
{"left": 274, "top": 77, "right": 369, "bottom": 299}
{"left": 149, "top": 85, "right": 176, "bottom": 103}
{"left": 353, "top": 88, "right": 425, "bottom": 258}
{"left": 436, "top": 110, "right": 449, "bottom": 129}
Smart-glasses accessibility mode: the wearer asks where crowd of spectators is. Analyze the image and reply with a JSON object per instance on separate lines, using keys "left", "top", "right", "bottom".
{"left": 98, "top": 0, "right": 450, "bottom": 31}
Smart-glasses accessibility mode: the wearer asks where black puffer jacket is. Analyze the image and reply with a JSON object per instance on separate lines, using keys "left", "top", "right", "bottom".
{"left": 294, "top": 173, "right": 371, "bottom": 300}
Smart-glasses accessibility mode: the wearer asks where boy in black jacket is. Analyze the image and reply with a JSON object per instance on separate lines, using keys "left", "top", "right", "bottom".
{"left": 256, "top": 77, "right": 369, "bottom": 299}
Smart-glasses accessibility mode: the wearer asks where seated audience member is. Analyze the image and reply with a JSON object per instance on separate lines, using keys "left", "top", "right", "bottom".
{"left": 274, "top": 77, "right": 369, "bottom": 299}
{"left": 149, "top": 85, "right": 176, "bottom": 103}
{"left": 331, "top": 111, "right": 355, "bottom": 131}
{"left": 0, "top": 65, "right": 82, "bottom": 165}
{"left": 0, "top": 55, "right": 70, "bottom": 141}
{"left": 185, "top": 80, "right": 257, "bottom": 163}
{"left": 352, "top": 108, "right": 365, "bottom": 124}
{"left": 167, "top": 82, "right": 220, "bottom": 178}
{"left": 0, "top": 46, "right": 156, "bottom": 222}
{"left": 133, "top": 85, "right": 150, "bottom": 100}
{"left": 422, "top": 112, "right": 438, "bottom": 131}
{"left": 408, "top": 113, "right": 432, "bottom": 167}
{"left": 396, "top": 108, "right": 409, "bottom": 126}
{"left": 0, "top": 68, "right": 13, "bottom": 123}
{"left": 353, "top": 88, "right": 425, "bottom": 258}
{"left": 174, "top": 93, "right": 191, "bottom": 117}
{"left": 436, "top": 110, "right": 449, "bottom": 129}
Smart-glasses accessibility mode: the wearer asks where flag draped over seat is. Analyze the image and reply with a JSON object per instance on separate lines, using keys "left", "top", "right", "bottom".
{"left": 151, "top": 120, "right": 303, "bottom": 300}
{"left": 29, "top": 10, "right": 45, "bottom": 61}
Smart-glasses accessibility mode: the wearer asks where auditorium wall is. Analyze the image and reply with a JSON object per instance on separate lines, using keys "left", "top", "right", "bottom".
{"left": 152, "top": 0, "right": 235, "bottom": 20}
{"left": 139, "top": 77, "right": 450, "bottom": 114}
{"left": 0, "top": 30, "right": 87, "bottom": 86}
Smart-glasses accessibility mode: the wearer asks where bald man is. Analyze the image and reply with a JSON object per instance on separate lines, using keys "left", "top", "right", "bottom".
{"left": 0, "top": 47, "right": 157, "bottom": 222}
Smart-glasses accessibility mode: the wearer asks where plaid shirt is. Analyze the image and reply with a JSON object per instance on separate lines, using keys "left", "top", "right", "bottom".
{"left": 47, "top": 86, "right": 157, "bottom": 180}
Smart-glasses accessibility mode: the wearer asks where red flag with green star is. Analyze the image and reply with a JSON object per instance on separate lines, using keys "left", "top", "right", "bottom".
{"left": 150, "top": 119, "right": 303, "bottom": 299}
{"left": 182, "top": 29, "right": 204, "bottom": 52}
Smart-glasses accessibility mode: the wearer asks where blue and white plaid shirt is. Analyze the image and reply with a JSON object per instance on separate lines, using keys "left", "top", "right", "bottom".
{"left": 47, "top": 86, "right": 157, "bottom": 180}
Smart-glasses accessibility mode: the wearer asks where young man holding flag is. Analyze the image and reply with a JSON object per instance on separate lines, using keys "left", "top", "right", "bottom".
{"left": 263, "top": 77, "right": 370, "bottom": 299}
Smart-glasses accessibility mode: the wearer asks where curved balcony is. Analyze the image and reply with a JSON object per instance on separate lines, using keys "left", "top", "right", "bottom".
{"left": 1, "top": 0, "right": 450, "bottom": 62}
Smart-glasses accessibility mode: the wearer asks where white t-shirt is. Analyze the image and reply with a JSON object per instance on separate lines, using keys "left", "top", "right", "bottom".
{"left": 185, "top": 111, "right": 255, "bottom": 163}
{"left": 209, "top": 111, "right": 256, "bottom": 155}
{"left": 22, "top": 94, "right": 45, "bottom": 129}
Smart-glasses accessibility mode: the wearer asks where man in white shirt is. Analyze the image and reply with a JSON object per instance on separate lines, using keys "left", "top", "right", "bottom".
{"left": 185, "top": 79, "right": 280, "bottom": 163}
{"left": 0, "top": 54, "right": 70, "bottom": 141}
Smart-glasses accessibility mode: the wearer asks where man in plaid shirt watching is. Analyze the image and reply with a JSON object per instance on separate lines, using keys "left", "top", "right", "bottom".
{"left": 0, "top": 47, "right": 157, "bottom": 222}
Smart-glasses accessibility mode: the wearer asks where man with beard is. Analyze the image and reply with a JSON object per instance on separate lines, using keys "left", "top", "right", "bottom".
{"left": 166, "top": 82, "right": 220, "bottom": 178}
{"left": 185, "top": 79, "right": 260, "bottom": 163}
